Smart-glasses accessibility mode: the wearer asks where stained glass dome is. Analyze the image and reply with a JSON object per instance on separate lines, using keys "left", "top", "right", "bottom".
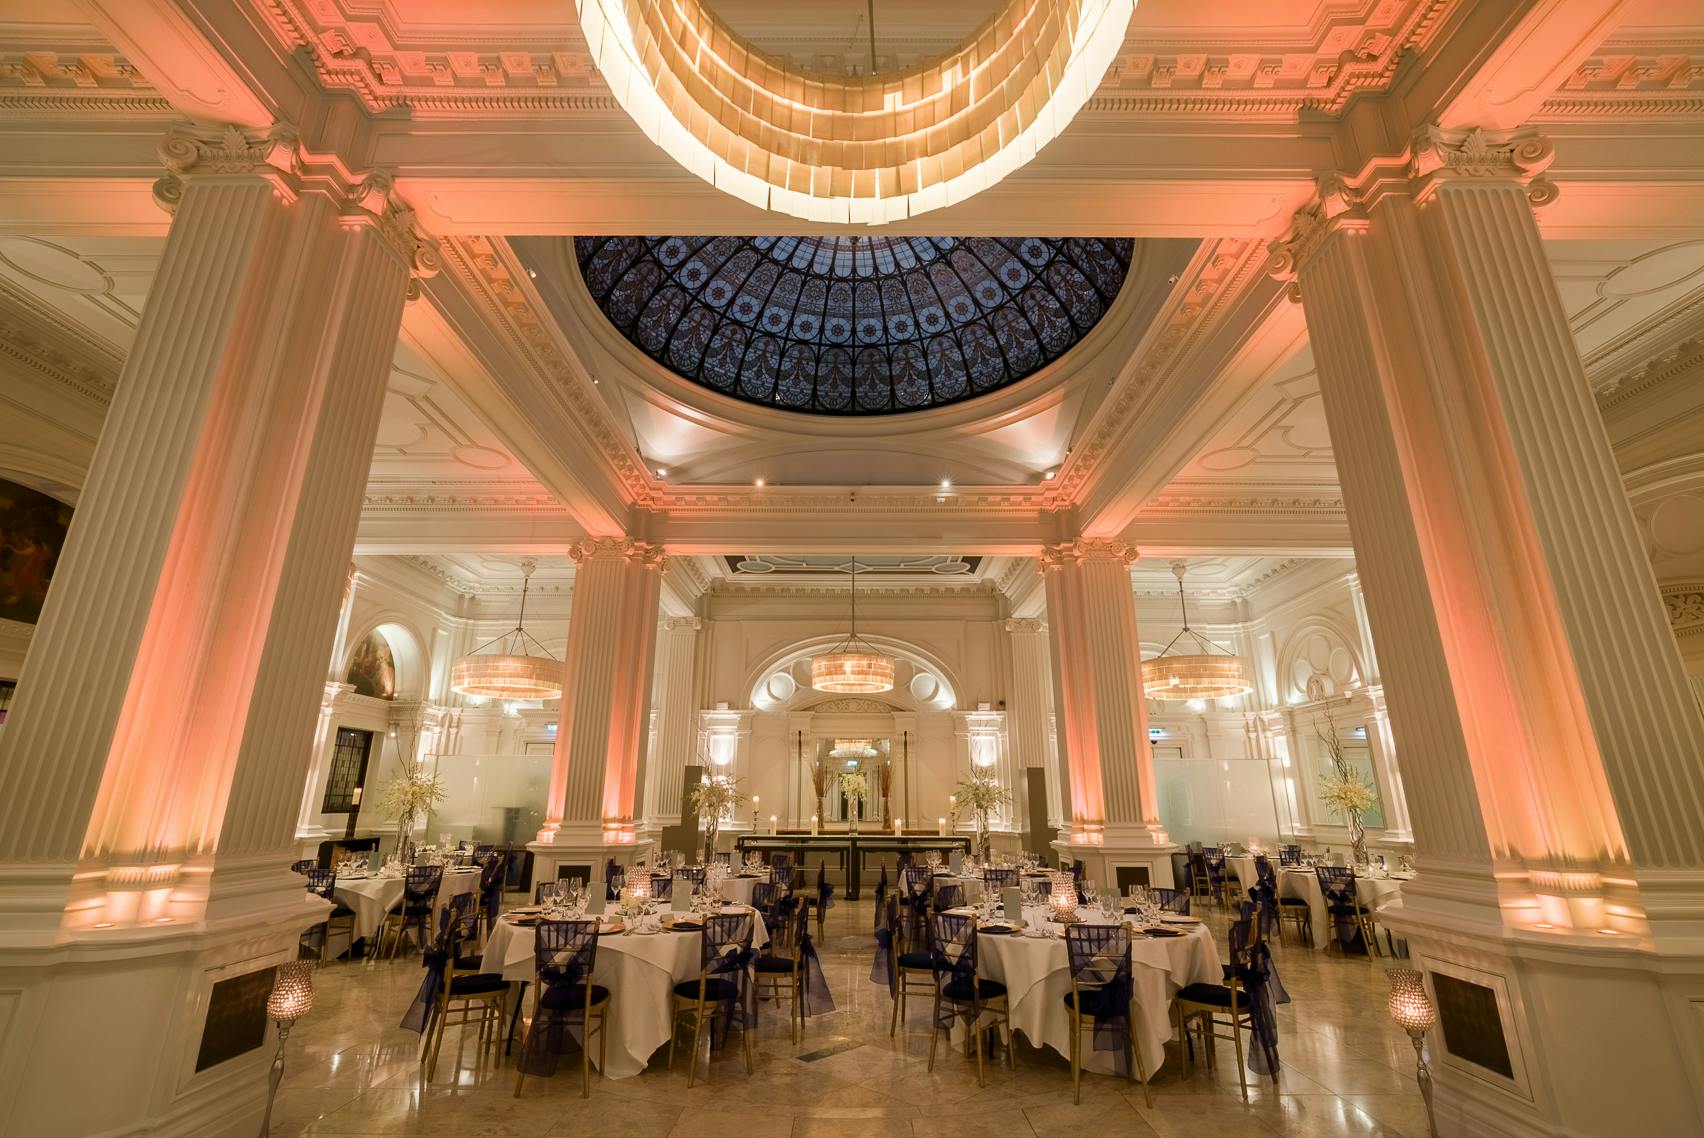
{"left": 574, "top": 236, "right": 1134, "bottom": 414}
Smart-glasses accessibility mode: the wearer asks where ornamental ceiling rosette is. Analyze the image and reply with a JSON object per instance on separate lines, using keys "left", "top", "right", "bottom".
{"left": 574, "top": 0, "right": 1137, "bottom": 223}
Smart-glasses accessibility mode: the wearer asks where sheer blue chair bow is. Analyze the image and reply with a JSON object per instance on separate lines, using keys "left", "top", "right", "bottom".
{"left": 901, "top": 865, "right": 933, "bottom": 946}
{"left": 379, "top": 865, "right": 444, "bottom": 960}
{"left": 476, "top": 850, "right": 508, "bottom": 941}
{"left": 755, "top": 893, "right": 835, "bottom": 1042}
{"left": 872, "top": 864, "right": 890, "bottom": 931}
{"left": 927, "top": 912, "right": 1012, "bottom": 1086}
{"left": 1315, "top": 866, "right": 1376, "bottom": 955}
{"left": 1172, "top": 912, "right": 1289, "bottom": 1100}
{"left": 401, "top": 892, "right": 510, "bottom": 1080}
{"left": 814, "top": 861, "right": 834, "bottom": 938}
{"left": 668, "top": 911, "right": 756, "bottom": 1087}
{"left": 1063, "top": 924, "right": 1152, "bottom": 1106}
{"left": 1151, "top": 887, "right": 1191, "bottom": 915}
{"left": 514, "top": 918, "right": 607, "bottom": 1097}
{"left": 301, "top": 868, "right": 355, "bottom": 962}
{"left": 871, "top": 893, "right": 934, "bottom": 1034}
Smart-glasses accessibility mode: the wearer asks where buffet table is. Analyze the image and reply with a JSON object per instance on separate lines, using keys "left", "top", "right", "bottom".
{"left": 483, "top": 907, "right": 770, "bottom": 1078}
{"left": 734, "top": 834, "right": 970, "bottom": 899}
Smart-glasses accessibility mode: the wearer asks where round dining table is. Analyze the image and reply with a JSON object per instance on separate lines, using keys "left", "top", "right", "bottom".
{"left": 482, "top": 905, "right": 770, "bottom": 1078}
{"left": 1222, "top": 857, "right": 1410, "bottom": 946}
{"left": 333, "top": 866, "right": 483, "bottom": 943}
{"left": 954, "top": 910, "right": 1221, "bottom": 1077}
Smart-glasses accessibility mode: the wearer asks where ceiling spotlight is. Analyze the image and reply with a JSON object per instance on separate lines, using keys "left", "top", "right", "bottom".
{"left": 656, "top": 467, "right": 668, "bottom": 478}
{"left": 939, "top": 479, "right": 952, "bottom": 490}
{"left": 755, "top": 478, "right": 766, "bottom": 488}
{"left": 527, "top": 267, "right": 538, "bottom": 279}
{"left": 1043, "top": 470, "right": 1056, "bottom": 481}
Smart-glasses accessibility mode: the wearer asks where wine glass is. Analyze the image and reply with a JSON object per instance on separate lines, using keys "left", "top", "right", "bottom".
{"left": 1081, "top": 879, "right": 1098, "bottom": 909}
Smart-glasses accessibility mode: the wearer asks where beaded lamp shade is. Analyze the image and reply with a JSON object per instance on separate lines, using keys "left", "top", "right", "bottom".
{"left": 1387, "top": 968, "right": 1437, "bottom": 1032}
{"left": 1142, "top": 561, "right": 1252, "bottom": 701}
{"left": 450, "top": 559, "right": 563, "bottom": 700}
{"left": 267, "top": 961, "right": 315, "bottom": 1022}
{"left": 574, "top": 0, "right": 1137, "bottom": 223}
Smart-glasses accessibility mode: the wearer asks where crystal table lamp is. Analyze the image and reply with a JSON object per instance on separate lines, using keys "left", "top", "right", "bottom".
{"left": 1386, "top": 968, "right": 1439, "bottom": 1138}
{"left": 261, "top": 961, "right": 316, "bottom": 1136}
{"left": 1049, "top": 871, "right": 1078, "bottom": 923}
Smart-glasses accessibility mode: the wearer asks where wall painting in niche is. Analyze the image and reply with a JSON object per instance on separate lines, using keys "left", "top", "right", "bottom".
{"left": 0, "top": 477, "right": 72, "bottom": 625}
{"left": 346, "top": 630, "right": 397, "bottom": 700}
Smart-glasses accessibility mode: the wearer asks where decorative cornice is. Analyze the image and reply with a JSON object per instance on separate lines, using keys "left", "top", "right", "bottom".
{"left": 0, "top": 50, "right": 165, "bottom": 118}
{"left": 806, "top": 696, "right": 900, "bottom": 715}
{"left": 1595, "top": 338, "right": 1704, "bottom": 407}
{"left": 439, "top": 236, "right": 651, "bottom": 501}
{"left": 710, "top": 579, "right": 995, "bottom": 599}
{"left": 569, "top": 537, "right": 667, "bottom": 572}
{"left": 362, "top": 486, "right": 566, "bottom": 513}
{"left": 1047, "top": 236, "right": 1268, "bottom": 504}
{"left": 1537, "top": 52, "right": 1704, "bottom": 120}
{"left": 1139, "top": 488, "right": 1346, "bottom": 517}
{"left": 1039, "top": 539, "right": 1139, "bottom": 571}
{"left": 152, "top": 122, "right": 441, "bottom": 289}
{"left": 1662, "top": 581, "right": 1704, "bottom": 638}
{"left": 0, "top": 312, "right": 118, "bottom": 406}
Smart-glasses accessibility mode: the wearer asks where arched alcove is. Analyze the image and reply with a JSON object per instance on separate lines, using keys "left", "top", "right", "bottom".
{"left": 342, "top": 617, "right": 430, "bottom": 701}
{"left": 744, "top": 633, "right": 960, "bottom": 713}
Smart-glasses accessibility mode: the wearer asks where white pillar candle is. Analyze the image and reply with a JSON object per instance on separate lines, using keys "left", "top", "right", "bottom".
{"left": 894, "top": 817, "right": 903, "bottom": 835}
{"left": 811, "top": 814, "right": 819, "bottom": 835}
{"left": 769, "top": 814, "right": 777, "bottom": 835}
{"left": 937, "top": 817, "right": 947, "bottom": 836}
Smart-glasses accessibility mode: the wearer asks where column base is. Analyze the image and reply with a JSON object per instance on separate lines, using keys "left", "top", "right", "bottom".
{"left": 1051, "top": 824, "right": 1179, "bottom": 889}
{"left": 528, "top": 824, "right": 653, "bottom": 888}
{"left": 0, "top": 897, "right": 321, "bottom": 1138}
{"left": 1385, "top": 896, "right": 1704, "bottom": 1138}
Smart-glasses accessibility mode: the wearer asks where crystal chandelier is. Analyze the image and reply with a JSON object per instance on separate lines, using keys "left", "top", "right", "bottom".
{"left": 831, "top": 738, "right": 878, "bottom": 761}
{"left": 1141, "top": 561, "right": 1253, "bottom": 701}
{"left": 812, "top": 556, "right": 895, "bottom": 693}
{"left": 573, "top": 0, "right": 1136, "bottom": 224}
{"left": 450, "top": 559, "right": 564, "bottom": 700}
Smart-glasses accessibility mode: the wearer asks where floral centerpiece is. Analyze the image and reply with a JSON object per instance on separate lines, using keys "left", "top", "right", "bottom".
{"left": 1317, "top": 717, "right": 1376, "bottom": 868}
{"left": 375, "top": 766, "right": 447, "bottom": 865}
{"left": 953, "top": 771, "right": 1012, "bottom": 861}
{"left": 687, "top": 774, "right": 744, "bottom": 864}
{"left": 839, "top": 769, "right": 870, "bottom": 833}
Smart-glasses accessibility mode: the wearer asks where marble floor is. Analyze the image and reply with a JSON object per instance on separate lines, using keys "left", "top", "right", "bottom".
{"left": 274, "top": 898, "right": 1431, "bottom": 1138}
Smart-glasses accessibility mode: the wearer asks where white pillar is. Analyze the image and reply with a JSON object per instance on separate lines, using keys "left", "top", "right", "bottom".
{"left": 1004, "top": 617, "right": 1057, "bottom": 831}
{"left": 642, "top": 616, "right": 702, "bottom": 831}
{"left": 1274, "top": 125, "right": 1704, "bottom": 1137}
{"left": 1041, "top": 539, "right": 1175, "bottom": 886}
{"left": 533, "top": 538, "right": 666, "bottom": 876}
{"left": 0, "top": 120, "right": 429, "bottom": 1137}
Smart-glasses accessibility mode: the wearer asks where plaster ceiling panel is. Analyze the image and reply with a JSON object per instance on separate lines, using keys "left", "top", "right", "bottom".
{"left": 1546, "top": 239, "right": 1704, "bottom": 375}
{"left": 1129, "top": 554, "right": 1301, "bottom": 596}
{"left": 1168, "top": 346, "right": 1333, "bottom": 487}
{"left": 0, "top": 236, "right": 159, "bottom": 355}
{"left": 414, "top": 552, "right": 574, "bottom": 592}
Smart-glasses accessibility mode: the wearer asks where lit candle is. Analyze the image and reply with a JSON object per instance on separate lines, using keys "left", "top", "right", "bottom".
{"left": 350, "top": 786, "right": 363, "bottom": 806}
{"left": 894, "top": 817, "right": 903, "bottom": 836}
{"left": 937, "top": 817, "right": 947, "bottom": 836}
{"left": 811, "top": 813, "right": 819, "bottom": 835}
{"left": 769, "top": 814, "right": 778, "bottom": 835}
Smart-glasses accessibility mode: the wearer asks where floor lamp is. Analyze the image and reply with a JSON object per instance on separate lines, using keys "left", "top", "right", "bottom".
{"left": 261, "top": 961, "right": 316, "bottom": 1136}
{"left": 1386, "top": 967, "right": 1439, "bottom": 1138}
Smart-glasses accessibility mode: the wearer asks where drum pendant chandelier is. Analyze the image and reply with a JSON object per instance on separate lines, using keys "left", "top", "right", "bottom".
{"left": 1141, "top": 561, "right": 1254, "bottom": 701}
{"left": 450, "top": 559, "right": 564, "bottom": 700}
{"left": 831, "top": 738, "right": 879, "bottom": 760}
{"left": 573, "top": 0, "right": 1137, "bottom": 223}
{"left": 812, "top": 556, "right": 895, "bottom": 693}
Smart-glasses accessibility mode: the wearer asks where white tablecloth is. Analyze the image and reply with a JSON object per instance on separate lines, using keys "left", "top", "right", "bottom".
{"left": 966, "top": 914, "right": 1220, "bottom": 1077}
{"left": 1275, "top": 868, "right": 1408, "bottom": 946}
{"left": 333, "top": 867, "right": 483, "bottom": 942}
{"left": 718, "top": 874, "right": 766, "bottom": 907}
{"left": 483, "top": 906, "right": 770, "bottom": 1079}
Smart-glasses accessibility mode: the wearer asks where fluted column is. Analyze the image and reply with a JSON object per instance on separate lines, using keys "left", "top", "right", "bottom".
{"left": 536, "top": 538, "right": 666, "bottom": 858}
{"left": 1274, "top": 124, "right": 1704, "bottom": 1138}
{"left": 643, "top": 616, "right": 703, "bottom": 830}
{"left": 0, "top": 122, "right": 431, "bottom": 932}
{"left": 1041, "top": 540, "right": 1173, "bottom": 882}
{"left": 1004, "top": 617, "right": 1060, "bottom": 829}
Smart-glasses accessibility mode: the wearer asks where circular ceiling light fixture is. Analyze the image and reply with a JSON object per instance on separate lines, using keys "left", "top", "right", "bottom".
{"left": 830, "top": 738, "right": 879, "bottom": 760}
{"left": 450, "top": 559, "right": 564, "bottom": 700}
{"left": 1141, "top": 560, "right": 1254, "bottom": 701}
{"left": 573, "top": 0, "right": 1137, "bottom": 224}
{"left": 811, "top": 556, "right": 895, "bottom": 693}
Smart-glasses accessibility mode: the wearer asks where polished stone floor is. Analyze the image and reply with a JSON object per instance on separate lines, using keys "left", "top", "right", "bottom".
{"left": 274, "top": 897, "right": 1430, "bottom": 1137}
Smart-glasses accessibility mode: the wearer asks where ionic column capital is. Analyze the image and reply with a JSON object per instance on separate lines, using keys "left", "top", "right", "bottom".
{"left": 1004, "top": 617, "right": 1044, "bottom": 634}
{"left": 153, "top": 120, "right": 441, "bottom": 291}
{"left": 568, "top": 536, "right": 668, "bottom": 572}
{"left": 662, "top": 615, "right": 703, "bottom": 633}
{"left": 1267, "top": 124, "right": 1557, "bottom": 297}
{"left": 1037, "top": 538, "right": 1138, "bottom": 571}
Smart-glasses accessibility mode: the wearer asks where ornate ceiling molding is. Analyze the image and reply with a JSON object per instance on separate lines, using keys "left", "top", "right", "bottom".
{"left": 248, "top": 0, "right": 1446, "bottom": 123}
{"left": 711, "top": 579, "right": 995, "bottom": 599}
{"left": 1140, "top": 485, "right": 1346, "bottom": 517}
{"left": 1596, "top": 338, "right": 1704, "bottom": 409}
{"left": 1662, "top": 581, "right": 1704, "bottom": 639}
{"left": 1045, "top": 236, "right": 1269, "bottom": 506}
{"left": 1537, "top": 52, "right": 1704, "bottom": 120}
{"left": 0, "top": 49, "right": 169, "bottom": 116}
{"left": 0, "top": 303, "right": 119, "bottom": 407}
